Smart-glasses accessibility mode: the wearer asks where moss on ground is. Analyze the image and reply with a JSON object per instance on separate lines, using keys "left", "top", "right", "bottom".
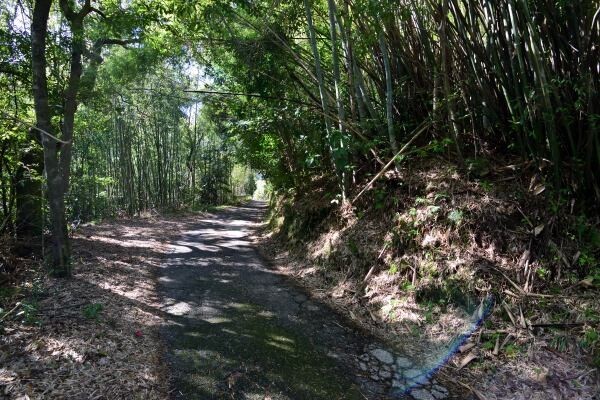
{"left": 169, "top": 302, "right": 363, "bottom": 400}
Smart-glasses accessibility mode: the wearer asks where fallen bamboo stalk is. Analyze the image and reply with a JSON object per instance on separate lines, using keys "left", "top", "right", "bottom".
{"left": 0, "top": 301, "right": 21, "bottom": 321}
{"left": 352, "top": 119, "right": 431, "bottom": 204}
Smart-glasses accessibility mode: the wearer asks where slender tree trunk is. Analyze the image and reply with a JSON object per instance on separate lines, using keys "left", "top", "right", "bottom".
{"left": 378, "top": 28, "right": 399, "bottom": 159}
{"left": 304, "top": 0, "right": 346, "bottom": 199}
{"left": 440, "top": 1, "right": 464, "bottom": 165}
{"left": 32, "top": 0, "right": 71, "bottom": 275}
{"left": 327, "top": 0, "right": 349, "bottom": 198}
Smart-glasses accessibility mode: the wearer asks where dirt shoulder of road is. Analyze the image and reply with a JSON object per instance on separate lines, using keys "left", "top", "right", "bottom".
{"left": 0, "top": 214, "right": 203, "bottom": 399}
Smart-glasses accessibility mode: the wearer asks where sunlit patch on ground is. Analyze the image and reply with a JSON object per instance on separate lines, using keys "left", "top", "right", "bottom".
{"left": 0, "top": 214, "right": 213, "bottom": 399}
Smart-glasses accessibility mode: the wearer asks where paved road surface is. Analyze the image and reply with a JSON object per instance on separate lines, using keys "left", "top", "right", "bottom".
{"left": 158, "top": 201, "right": 451, "bottom": 400}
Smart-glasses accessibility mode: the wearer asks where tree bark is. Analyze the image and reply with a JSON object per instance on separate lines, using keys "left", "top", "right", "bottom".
{"left": 31, "top": 0, "right": 95, "bottom": 275}
{"left": 32, "top": 0, "right": 72, "bottom": 275}
{"left": 14, "top": 133, "right": 44, "bottom": 243}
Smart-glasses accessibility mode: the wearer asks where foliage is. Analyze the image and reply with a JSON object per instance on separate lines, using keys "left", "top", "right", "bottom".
{"left": 1, "top": 0, "right": 598, "bottom": 272}
{"left": 83, "top": 303, "right": 103, "bottom": 319}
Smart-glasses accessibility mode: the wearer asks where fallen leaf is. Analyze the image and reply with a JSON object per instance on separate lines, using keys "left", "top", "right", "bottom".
{"left": 534, "top": 224, "right": 544, "bottom": 236}
{"left": 533, "top": 185, "right": 546, "bottom": 195}
{"left": 580, "top": 277, "right": 595, "bottom": 288}
{"left": 457, "top": 350, "right": 478, "bottom": 369}
{"left": 459, "top": 342, "right": 475, "bottom": 353}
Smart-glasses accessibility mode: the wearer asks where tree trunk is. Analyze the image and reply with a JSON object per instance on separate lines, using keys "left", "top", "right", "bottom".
{"left": 14, "top": 133, "right": 44, "bottom": 244}
{"left": 327, "top": 0, "right": 349, "bottom": 198}
{"left": 32, "top": 0, "right": 71, "bottom": 275}
{"left": 303, "top": 0, "right": 346, "bottom": 199}
{"left": 378, "top": 28, "right": 400, "bottom": 160}
{"left": 440, "top": 1, "right": 464, "bottom": 166}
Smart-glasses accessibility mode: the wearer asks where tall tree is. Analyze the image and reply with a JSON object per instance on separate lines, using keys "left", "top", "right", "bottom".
{"left": 31, "top": 0, "right": 140, "bottom": 275}
{"left": 31, "top": 0, "right": 68, "bottom": 272}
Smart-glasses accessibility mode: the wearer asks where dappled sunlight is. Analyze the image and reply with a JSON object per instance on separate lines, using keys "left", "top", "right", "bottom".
{"left": 185, "top": 227, "right": 249, "bottom": 238}
{"left": 167, "top": 244, "right": 194, "bottom": 254}
{"left": 156, "top": 204, "right": 371, "bottom": 398}
{"left": 265, "top": 339, "right": 295, "bottom": 352}
{"left": 197, "top": 217, "right": 262, "bottom": 228}
{"left": 215, "top": 239, "right": 252, "bottom": 250}
{"left": 204, "top": 316, "right": 233, "bottom": 324}
{"left": 85, "top": 235, "right": 161, "bottom": 250}
{"left": 221, "top": 327, "right": 239, "bottom": 335}
{"left": 164, "top": 301, "right": 194, "bottom": 316}
{"left": 1, "top": 263, "right": 167, "bottom": 398}
{"left": 2, "top": 0, "right": 596, "bottom": 396}
{"left": 270, "top": 334, "right": 295, "bottom": 344}
{"left": 171, "top": 241, "right": 221, "bottom": 252}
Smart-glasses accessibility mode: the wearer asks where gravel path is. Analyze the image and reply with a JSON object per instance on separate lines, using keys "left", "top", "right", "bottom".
{"left": 158, "top": 201, "right": 451, "bottom": 399}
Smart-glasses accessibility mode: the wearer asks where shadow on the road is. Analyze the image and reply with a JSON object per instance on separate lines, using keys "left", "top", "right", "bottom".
{"left": 67, "top": 201, "right": 477, "bottom": 400}
{"left": 159, "top": 201, "right": 369, "bottom": 400}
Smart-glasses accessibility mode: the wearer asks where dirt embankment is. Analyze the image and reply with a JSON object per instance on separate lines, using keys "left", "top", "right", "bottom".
{"left": 258, "top": 158, "right": 600, "bottom": 400}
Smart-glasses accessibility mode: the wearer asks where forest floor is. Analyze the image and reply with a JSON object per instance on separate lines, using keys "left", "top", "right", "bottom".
{"left": 1, "top": 193, "right": 598, "bottom": 399}
{"left": 3, "top": 202, "right": 456, "bottom": 400}
{"left": 1, "top": 213, "right": 178, "bottom": 399}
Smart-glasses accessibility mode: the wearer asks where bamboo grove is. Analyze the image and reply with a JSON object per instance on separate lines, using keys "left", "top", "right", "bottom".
{"left": 179, "top": 0, "right": 599, "bottom": 201}
{"left": 69, "top": 68, "right": 248, "bottom": 221}
{"left": 0, "top": 0, "right": 598, "bottom": 274}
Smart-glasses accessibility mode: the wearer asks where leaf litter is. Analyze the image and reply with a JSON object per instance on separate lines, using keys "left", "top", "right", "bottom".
{"left": 256, "top": 159, "right": 600, "bottom": 399}
{"left": 0, "top": 214, "right": 200, "bottom": 399}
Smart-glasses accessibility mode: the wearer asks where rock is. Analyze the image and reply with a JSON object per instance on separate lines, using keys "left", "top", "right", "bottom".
{"left": 379, "top": 369, "right": 392, "bottom": 379}
{"left": 392, "top": 379, "right": 405, "bottom": 388}
{"left": 303, "top": 302, "right": 320, "bottom": 312}
{"left": 370, "top": 374, "right": 380, "bottom": 381}
{"left": 359, "top": 362, "right": 368, "bottom": 371}
{"left": 359, "top": 354, "right": 370, "bottom": 362}
{"left": 411, "top": 389, "right": 435, "bottom": 400}
{"left": 395, "top": 356, "right": 413, "bottom": 368}
{"left": 404, "top": 368, "right": 422, "bottom": 379}
{"left": 369, "top": 348, "right": 394, "bottom": 364}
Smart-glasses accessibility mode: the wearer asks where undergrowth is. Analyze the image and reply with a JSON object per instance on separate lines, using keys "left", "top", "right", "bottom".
{"left": 267, "top": 157, "right": 600, "bottom": 372}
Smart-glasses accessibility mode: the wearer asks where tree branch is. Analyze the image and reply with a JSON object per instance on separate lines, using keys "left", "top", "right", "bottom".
{"left": 96, "top": 38, "right": 140, "bottom": 47}
{"left": 182, "top": 89, "right": 313, "bottom": 106}
{"left": 89, "top": 6, "right": 105, "bottom": 18}
{"left": 58, "top": 0, "right": 76, "bottom": 22}
{"left": 59, "top": 0, "right": 95, "bottom": 22}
